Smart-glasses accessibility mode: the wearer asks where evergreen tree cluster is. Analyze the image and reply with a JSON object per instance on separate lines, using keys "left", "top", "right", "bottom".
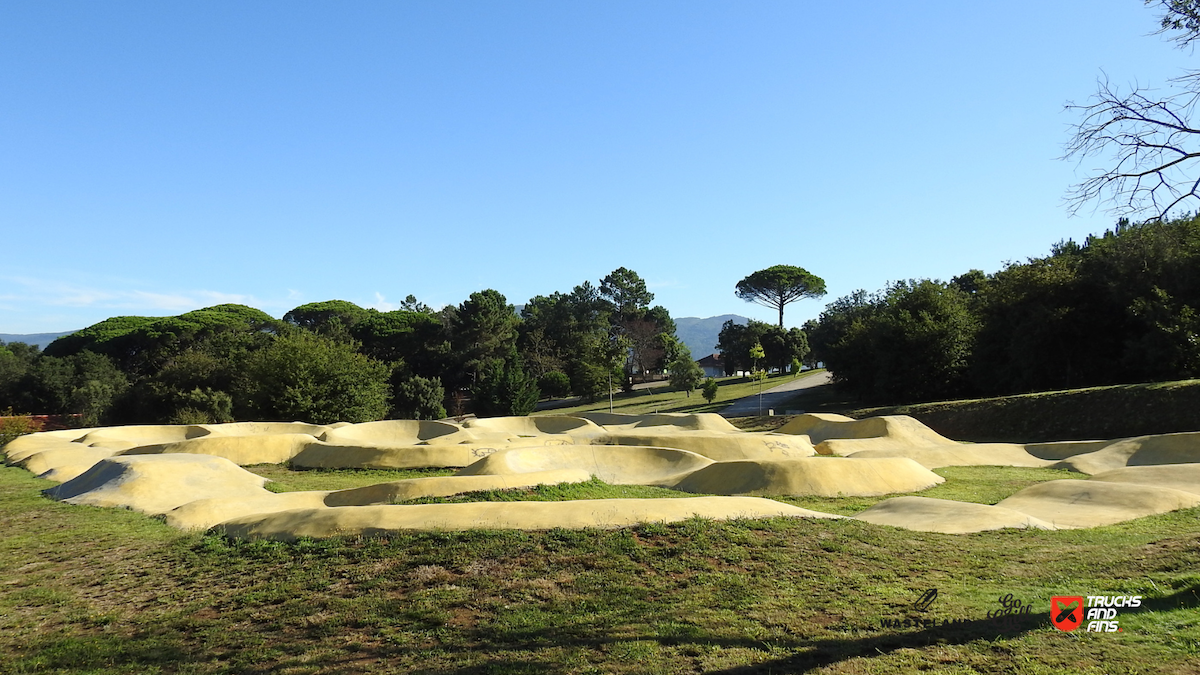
{"left": 808, "top": 215, "right": 1200, "bottom": 404}
{"left": 0, "top": 268, "right": 680, "bottom": 424}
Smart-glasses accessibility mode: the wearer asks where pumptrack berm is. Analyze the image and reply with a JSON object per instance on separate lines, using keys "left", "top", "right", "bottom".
{"left": 5, "top": 412, "right": 1200, "bottom": 541}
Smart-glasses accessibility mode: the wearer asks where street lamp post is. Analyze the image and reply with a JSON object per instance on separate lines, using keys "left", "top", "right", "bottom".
{"left": 608, "top": 372, "right": 613, "bottom": 413}
{"left": 757, "top": 373, "right": 763, "bottom": 416}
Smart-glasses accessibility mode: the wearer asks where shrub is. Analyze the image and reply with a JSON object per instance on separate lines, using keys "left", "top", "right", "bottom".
{"left": 0, "top": 408, "right": 44, "bottom": 449}
{"left": 538, "top": 371, "right": 571, "bottom": 399}
{"left": 392, "top": 375, "right": 447, "bottom": 420}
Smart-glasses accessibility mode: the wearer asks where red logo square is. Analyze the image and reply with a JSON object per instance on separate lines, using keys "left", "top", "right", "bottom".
{"left": 1051, "top": 596, "right": 1084, "bottom": 631}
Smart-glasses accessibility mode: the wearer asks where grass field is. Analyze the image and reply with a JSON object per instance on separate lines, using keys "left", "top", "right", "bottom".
{"left": 843, "top": 379, "right": 1200, "bottom": 443}
{"left": 531, "top": 371, "right": 821, "bottom": 418}
{"left": 2, "top": 459, "right": 1198, "bottom": 674}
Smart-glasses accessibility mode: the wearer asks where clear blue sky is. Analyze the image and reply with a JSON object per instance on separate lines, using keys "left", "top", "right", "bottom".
{"left": 1, "top": 1, "right": 1192, "bottom": 334}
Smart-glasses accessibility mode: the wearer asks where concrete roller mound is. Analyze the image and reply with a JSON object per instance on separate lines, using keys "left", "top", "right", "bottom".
{"left": 45, "top": 454, "right": 269, "bottom": 515}
{"left": 290, "top": 442, "right": 504, "bottom": 469}
{"left": 322, "top": 469, "right": 594, "bottom": 506}
{"left": 673, "top": 457, "right": 944, "bottom": 497}
{"left": 119, "top": 433, "right": 319, "bottom": 466}
{"left": 1051, "top": 432, "right": 1200, "bottom": 474}
{"left": 456, "top": 445, "right": 716, "bottom": 486}
{"left": 775, "top": 414, "right": 956, "bottom": 452}
{"left": 3, "top": 428, "right": 107, "bottom": 464}
{"left": 853, "top": 497, "right": 1055, "bottom": 534}
{"left": 203, "top": 421, "right": 331, "bottom": 437}
{"left": 20, "top": 446, "right": 122, "bottom": 482}
{"left": 602, "top": 431, "right": 815, "bottom": 462}
{"left": 213, "top": 497, "right": 843, "bottom": 542}
{"left": 165, "top": 490, "right": 332, "bottom": 531}
{"left": 846, "top": 444, "right": 1056, "bottom": 470}
{"left": 1023, "top": 440, "right": 1113, "bottom": 460}
{"left": 319, "top": 419, "right": 468, "bottom": 446}
{"left": 463, "top": 415, "right": 604, "bottom": 438}
{"left": 995, "top": 479, "right": 1200, "bottom": 529}
{"left": 1086, "top": 464, "right": 1200, "bottom": 496}
{"left": 75, "top": 424, "right": 214, "bottom": 447}
{"left": 577, "top": 412, "right": 740, "bottom": 432}
{"left": 10, "top": 412, "right": 1200, "bottom": 538}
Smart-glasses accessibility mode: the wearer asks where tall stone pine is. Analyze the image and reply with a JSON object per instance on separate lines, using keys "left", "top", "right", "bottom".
{"left": 735, "top": 265, "right": 826, "bottom": 327}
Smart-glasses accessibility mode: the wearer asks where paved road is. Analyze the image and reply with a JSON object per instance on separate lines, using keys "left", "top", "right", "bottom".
{"left": 719, "top": 370, "right": 831, "bottom": 417}
{"left": 534, "top": 370, "right": 832, "bottom": 415}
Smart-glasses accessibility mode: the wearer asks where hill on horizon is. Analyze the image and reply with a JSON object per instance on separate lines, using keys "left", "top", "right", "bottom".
{"left": 675, "top": 315, "right": 747, "bottom": 358}
{"left": 1, "top": 313, "right": 747, "bottom": 360}
{"left": 0, "top": 331, "right": 78, "bottom": 350}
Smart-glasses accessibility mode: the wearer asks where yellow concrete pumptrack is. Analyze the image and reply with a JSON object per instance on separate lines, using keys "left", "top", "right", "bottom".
{"left": 5, "top": 412, "right": 1200, "bottom": 540}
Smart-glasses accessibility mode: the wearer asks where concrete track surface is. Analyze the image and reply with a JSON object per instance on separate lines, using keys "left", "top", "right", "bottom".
{"left": 7, "top": 411, "right": 1200, "bottom": 540}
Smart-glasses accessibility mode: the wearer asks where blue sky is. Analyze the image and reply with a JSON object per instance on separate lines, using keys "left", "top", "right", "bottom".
{"left": 1, "top": 1, "right": 1193, "bottom": 334}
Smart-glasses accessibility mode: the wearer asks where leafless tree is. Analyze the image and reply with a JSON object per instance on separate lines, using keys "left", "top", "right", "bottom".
{"left": 1064, "top": 75, "right": 1200, "bottom": 220}
{"left": 1062, "top": 2, "right": 1200, "bottom": 220}
{"left": 1152, "top": 1, "right": 1200, "bottom": 49}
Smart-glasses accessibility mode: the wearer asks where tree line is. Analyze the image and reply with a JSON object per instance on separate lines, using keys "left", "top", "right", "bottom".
{"left": 0, "top": 267, "right": 686, "bottom": 425}
{"left": 807, "top": 214, "right": 1200, "bottom": 404}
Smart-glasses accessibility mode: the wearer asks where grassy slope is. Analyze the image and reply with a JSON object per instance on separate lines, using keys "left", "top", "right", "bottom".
{"left": 535, "top": 371, "right": 1200, "bottom": 445}
{"left": 532, "top": 371, "right": 823, "bottom": 418}
{"left": 2, "top": 463, "right": 1200, "bottom": 674}
{"left": 837, "top": 379, "right": 1200, "bottom": 443}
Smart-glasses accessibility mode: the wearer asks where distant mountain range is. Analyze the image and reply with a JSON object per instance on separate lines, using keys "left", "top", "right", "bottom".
{"left": 674, "top": 314, "right": 747, "bottom": 358}
{"left": 0, "top": 331, "right": 78, "bottom": 349}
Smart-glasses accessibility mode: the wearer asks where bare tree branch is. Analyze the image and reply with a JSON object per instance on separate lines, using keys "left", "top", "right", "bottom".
{"left": 1149, "top": 1, "right": 1200, "bottom": 49}
{"left": 1063, "top": 73, "right": 1200, "bottom": 220}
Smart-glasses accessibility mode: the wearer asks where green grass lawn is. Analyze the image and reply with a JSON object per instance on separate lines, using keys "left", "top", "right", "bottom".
{"left": 3, "top": 460, "right": 1198, "bottom": 674}
{"left": 774, "top": 378, "right": 1200, "bottom": 443}
{"left": 533, "top": 370, "right": 825, "bottom": 418}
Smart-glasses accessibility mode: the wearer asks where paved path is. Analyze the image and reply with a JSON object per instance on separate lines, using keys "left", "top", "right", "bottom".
{"left": 719, "top": 370, "right": 832, "bottom": 417}
{"left": 535, "top": 370, "right": 833, "bottom": 415}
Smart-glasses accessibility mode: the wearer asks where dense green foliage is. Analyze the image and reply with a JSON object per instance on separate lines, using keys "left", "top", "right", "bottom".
{"left": 389, "top": 375, "right": 447, "bottom": 421}
{"left": 237, "top": 332, "right": 391, "bottom": 424}
{"left": 811, "top": 215, "right": 1200, "bottom": 403}
{"left": 521, "top": 269, "right": 676, "bottom": 401}
{"left": 667, "top": 343, "right": 704, "bottom": 395}
{"left": 0, "top": 409, "right": 43, "bottom": 447}
{"left": 536, "top": 370, "right": 571, "bottom": 399}
{"left": 44, "top": 305, "right": 278, "bottom": 374}
{"left": 3, "top": 267, "right": 688, "bottom": 423}
{"left": 717, "top": 319, "right": 810, "bottom": 375}
{"left": 0, "top": 348, "right": 129, "bottom": 426}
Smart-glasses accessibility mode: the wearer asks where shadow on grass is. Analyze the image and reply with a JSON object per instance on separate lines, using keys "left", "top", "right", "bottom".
{"left": 14, "top": 581, "right": 1198, "bottom": 675}
{"left": 776, "top": 380, "right": 863, "bottom": 415}
{"left": 404, "top": 612, "right": 1049, "bottom": 675}
{"left": 399, "top": 582, "right": 1200, "bottom": 675}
